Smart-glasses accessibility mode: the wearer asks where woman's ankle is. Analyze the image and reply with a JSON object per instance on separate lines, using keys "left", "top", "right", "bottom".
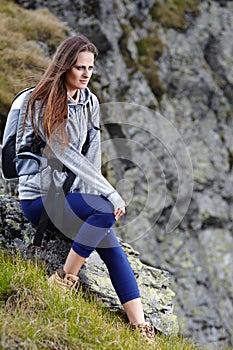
{"left": 63, "top": 248, "right": 86, "bottom": 275}
{"left": 122, "top": 298, "right": 145, "bottom": 324}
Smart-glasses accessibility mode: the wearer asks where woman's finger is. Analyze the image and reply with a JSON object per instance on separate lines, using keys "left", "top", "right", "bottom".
{"left": 114, "top": 207, "right": 125, "bottom": 220}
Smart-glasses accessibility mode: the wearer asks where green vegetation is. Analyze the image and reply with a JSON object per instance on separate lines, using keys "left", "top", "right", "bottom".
{"left": 151, "top": 0, "right": 201, "bottom": 31}
{"left": 0, "top": 250, "right": 205, "bottom": 349}
{"left": 0, "top": 0, "right": 69, "bottom": 117}
{"left": 136, "top": 34, "right": 166, "bottom": 99}
{"left": 119, "top": 23, "right": 165, "bottom": 99}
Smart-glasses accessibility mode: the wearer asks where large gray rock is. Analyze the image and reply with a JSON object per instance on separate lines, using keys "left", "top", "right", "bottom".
{"left": 0, "top": 194, "right": 178, "bottom": 336}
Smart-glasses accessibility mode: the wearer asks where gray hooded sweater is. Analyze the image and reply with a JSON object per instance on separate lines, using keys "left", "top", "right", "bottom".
{"left": 8, "top": 87, "right": 126, "bottom": 211}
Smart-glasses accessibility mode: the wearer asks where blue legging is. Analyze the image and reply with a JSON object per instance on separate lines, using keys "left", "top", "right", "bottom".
{"left": 20, "top": 193, "right": 140, "bottom": 304}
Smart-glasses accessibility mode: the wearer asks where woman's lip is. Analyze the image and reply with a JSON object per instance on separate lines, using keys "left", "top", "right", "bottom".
{"left": 80, "top": 80, "right": 88, "bottom": 84}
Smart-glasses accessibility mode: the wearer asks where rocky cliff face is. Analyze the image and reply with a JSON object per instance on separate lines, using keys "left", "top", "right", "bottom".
{"left": 8, "top": 0, "right": 233, "bottom": 349}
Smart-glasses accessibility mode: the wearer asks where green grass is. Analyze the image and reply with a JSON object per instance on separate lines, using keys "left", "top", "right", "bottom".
{"left": 0, "top": 249, "right": 209, "bottom": 350}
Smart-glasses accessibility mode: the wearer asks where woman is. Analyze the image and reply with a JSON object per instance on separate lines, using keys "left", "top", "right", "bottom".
{"left": 18, "top": 35, "right": 155, "bottom": 343}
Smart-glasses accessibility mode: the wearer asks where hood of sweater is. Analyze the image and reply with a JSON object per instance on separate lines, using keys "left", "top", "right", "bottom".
{"left": 67, "top": 87, "right": 91, "bottom": 107}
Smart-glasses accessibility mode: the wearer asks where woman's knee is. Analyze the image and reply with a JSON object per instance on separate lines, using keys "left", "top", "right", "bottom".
{"left": 91, "top": 196, "right": 115, "bottom": 228}
{"left": 91, "top": 210, "right": 115, "bottom": 228}
{"left": 97, "top": 246, "right": 127, "bottom": 265}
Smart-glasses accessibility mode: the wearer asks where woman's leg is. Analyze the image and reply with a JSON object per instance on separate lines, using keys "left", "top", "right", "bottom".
{"left": 64, "top": 193, "right": 116, "bottom": 254}
{"left": 61, "top": 193, "right": 117, "bottom": 274}
{"left": 63, "top": 249, "right": 86, "bottom": 275}
{"left": 122, "top": 299, "right": 145, "bottom": 324}
{"left": 96, "top": 241, "right": 145, "bottom": 324}
{"left": 21, "top": 193, "right": 116, "bottom": 274}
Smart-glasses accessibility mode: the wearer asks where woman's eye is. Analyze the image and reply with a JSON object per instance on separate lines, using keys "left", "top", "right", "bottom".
{"left": 75, "top": 66, "right": 83, "bottom": 71}
{"left": 75, "top": 66, "right": 94, "bottom": 71}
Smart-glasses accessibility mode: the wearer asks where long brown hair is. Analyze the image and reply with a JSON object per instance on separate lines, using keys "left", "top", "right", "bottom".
{"left": 27, "top": 35, "right": 98, "bottom": 144}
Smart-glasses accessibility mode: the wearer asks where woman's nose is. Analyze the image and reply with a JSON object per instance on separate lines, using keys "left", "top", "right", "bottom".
{"left": 82, "top": 68, "right": 89, "bottom": 77}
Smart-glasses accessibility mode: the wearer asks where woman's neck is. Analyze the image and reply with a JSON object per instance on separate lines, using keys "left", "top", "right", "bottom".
{"left": 67, "top": 90, "right": 80, "bottom": 104}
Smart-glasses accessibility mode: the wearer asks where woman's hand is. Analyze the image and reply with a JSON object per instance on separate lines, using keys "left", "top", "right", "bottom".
{"left": 114, "top": 207, "right": 125, "bottom": 220}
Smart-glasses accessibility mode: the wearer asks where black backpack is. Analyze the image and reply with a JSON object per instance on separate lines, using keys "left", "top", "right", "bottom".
{"left": 2, "top": 87, "right": 35, "bottom": 180}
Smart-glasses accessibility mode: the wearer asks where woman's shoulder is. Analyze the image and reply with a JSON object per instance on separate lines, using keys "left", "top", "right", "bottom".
{"left": 11, "top": 87, "right": 34, "bottom": 110}
{"left": 80, "top": 87, "right": 99, "bottom": 108}
{"left": 85, "top": 90, "right": 100, "bottom": 117}
{"left": 88, "top": 90, "right": 99, "bottom": 106}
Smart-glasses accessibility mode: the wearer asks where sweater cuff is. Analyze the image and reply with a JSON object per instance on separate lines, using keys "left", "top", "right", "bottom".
{"left": 107, "top": 191, "right": 126, "bottom": 211}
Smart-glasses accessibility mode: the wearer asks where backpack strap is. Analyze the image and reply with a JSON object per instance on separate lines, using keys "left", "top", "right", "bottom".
{"left": 13, "top": 86, "right": 34, "bottom": 103}
{"left": 15, "top": 88, "right": 34, "bottom": 155}
{"left": 85, "top": 94, "right": 101, "bottom": 131}
{"left": 32, "top": 168, "right": 57, "bottom": 247}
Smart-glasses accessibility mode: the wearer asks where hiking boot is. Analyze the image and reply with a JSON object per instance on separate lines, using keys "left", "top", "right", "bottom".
{"left": 130, "top": 321, "right": 156, "bottom": 345}
{"left": 48, "top": 268, "right": 80, "bottom": 294}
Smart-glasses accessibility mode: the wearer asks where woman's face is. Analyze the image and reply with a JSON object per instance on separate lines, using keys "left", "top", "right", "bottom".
{"left": 64, "top": 51, "right": 94, "bottom": 95}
